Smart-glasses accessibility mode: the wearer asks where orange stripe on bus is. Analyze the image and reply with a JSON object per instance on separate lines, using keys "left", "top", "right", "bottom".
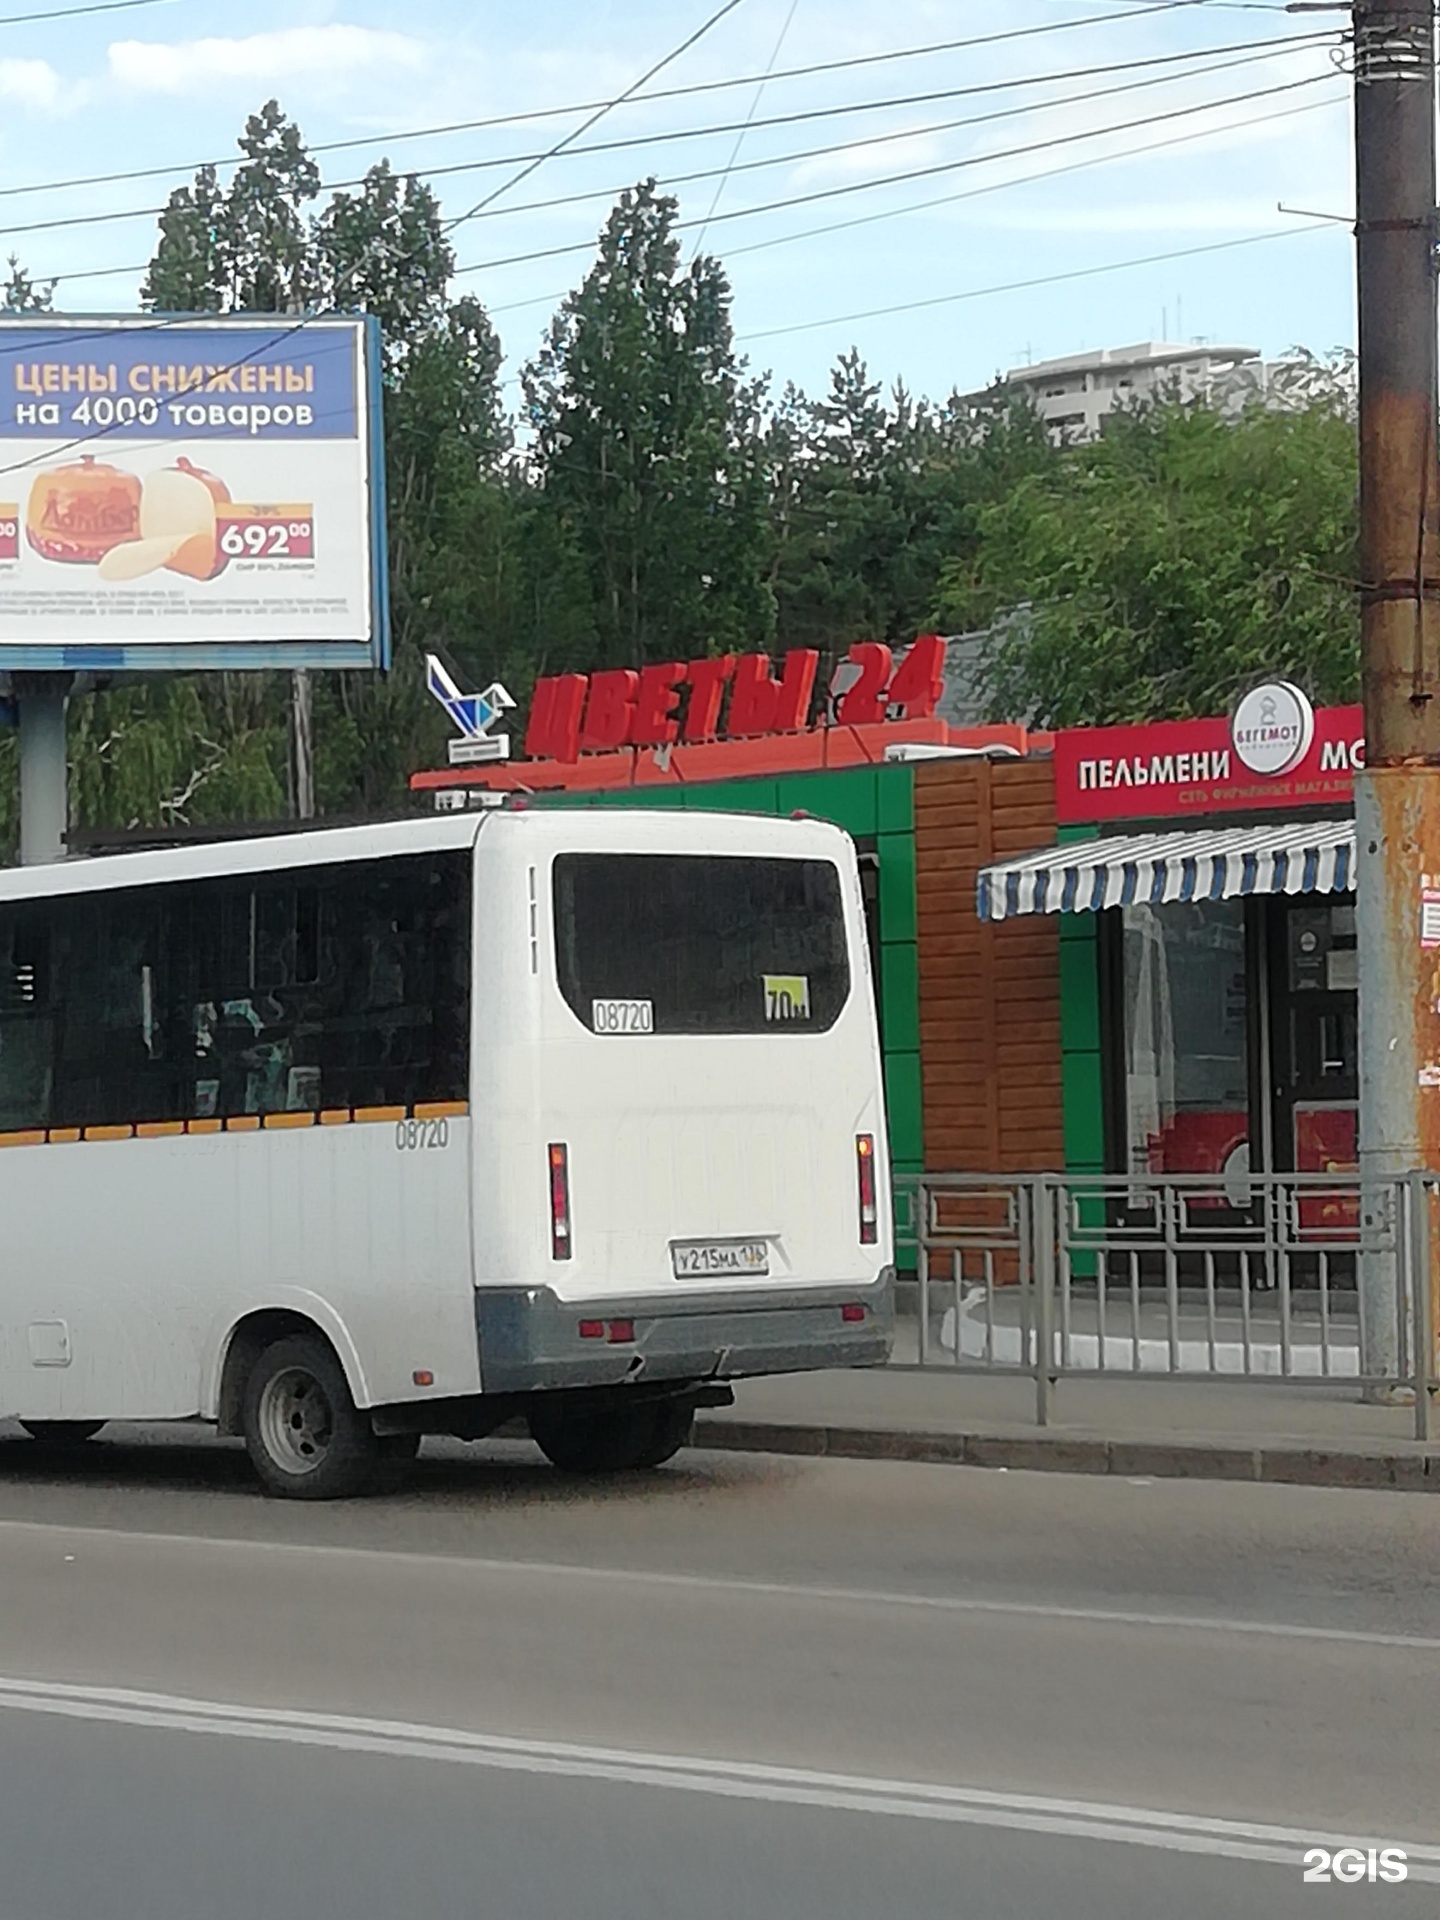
{"left": 0, "top": 1104, "right": 464, "bottom": 1145}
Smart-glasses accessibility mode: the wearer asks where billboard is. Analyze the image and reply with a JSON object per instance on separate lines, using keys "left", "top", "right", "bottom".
{"left": 0, "top": 313, "right": 386, "bottom": 673}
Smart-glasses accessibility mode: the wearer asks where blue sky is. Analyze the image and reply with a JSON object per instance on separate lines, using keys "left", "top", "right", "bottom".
{"left": 0, "top": 0, "right": 1355, "bottom": 411}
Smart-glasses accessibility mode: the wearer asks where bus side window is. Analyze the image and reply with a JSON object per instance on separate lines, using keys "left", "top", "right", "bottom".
{"left": 0, "top": 852, "right": 472, "bottom": 1136}
{"left": 0, "top": 906, "right": 53, "bottom": 1131}
{"left": 50, "top": 890, "right": 172, "bottom": 1130}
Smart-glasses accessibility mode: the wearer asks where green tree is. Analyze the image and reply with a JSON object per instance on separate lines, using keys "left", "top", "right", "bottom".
{"left": 936, "top": 393, "right": 1359, "bottom": 727}
{"left": 766, "top": 353, "right": 1055, "bottom": 656}
{"left": 121, "top": 109, "right": 530, "bottom": 826}
{"left": 2, "top": 255, "right": 54, "bottom": 312}
{"left": 143, "top": 101, "right": 319, "bottom": 313}
{"left": 524, "top": 181, "right": 774, "bottom": 669}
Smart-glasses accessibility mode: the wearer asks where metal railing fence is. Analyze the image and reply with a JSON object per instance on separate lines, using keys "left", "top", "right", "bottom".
{"left": 893, "top": 1171, "right": 1439, "bottom": 1440}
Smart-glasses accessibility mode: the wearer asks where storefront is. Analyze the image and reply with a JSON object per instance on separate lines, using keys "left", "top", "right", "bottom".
{"left": 978, "top": 684, "right": 1363, "bottom": 1189}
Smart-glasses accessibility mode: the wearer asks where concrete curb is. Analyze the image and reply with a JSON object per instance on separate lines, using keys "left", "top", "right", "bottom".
{"left": 692, "top": 1418, "right": 1440, "bottom": 1493}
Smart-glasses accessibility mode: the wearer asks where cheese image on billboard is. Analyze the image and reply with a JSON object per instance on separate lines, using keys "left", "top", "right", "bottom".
{"left": 0, "top": 314, "right": 384, "bottom": 672}
{"left": 97, "top": 461, "right": 221, "bottom": 581}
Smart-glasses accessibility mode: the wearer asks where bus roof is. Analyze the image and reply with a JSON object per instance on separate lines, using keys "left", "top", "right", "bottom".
{"left": 0, "top": 804, "right": 854, "bottom": 903}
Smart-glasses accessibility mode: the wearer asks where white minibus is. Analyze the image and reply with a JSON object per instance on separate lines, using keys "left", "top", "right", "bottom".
{"left": 0, "top": 806, "right": 894, "bottom": 1496}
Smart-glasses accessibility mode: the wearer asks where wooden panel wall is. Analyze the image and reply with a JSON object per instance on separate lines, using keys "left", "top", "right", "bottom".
{"left": 914, "top": 757, "right": 1064, "bottom": 1171}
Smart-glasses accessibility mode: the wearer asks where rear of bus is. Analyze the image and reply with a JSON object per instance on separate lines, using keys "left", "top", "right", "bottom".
{"left": 472, "top": 808, "right": 895, "bottom": 1442}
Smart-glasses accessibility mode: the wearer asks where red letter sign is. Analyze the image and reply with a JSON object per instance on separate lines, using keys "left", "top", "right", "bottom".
{"left": 836, "top": 643, "right": 893, "bottom": 726}
{"left": 579, "top": 669, "right": 638, "bottom": 752}
{"left": 628, "top": 661, "right": 686, "bottom": 746}
{"left": 525, "top": 674, "right": 587, "bottom": 762}
{"left": 683, "top": 654, "right": 735, "bottom": 741}
{"left": 886, "top": 633, "right": 946, "bottom": 719}
{"left": 728, "top": 649, "right": 819, "bottom": 736}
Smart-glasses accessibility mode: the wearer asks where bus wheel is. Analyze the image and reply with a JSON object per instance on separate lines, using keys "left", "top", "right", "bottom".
{"left": 242, "top": 1334, "right": 379, "bottom": 1500}
{"left": 529, "top": 1397, "right": 694, "bottom": 1474}
{"left": 18, "top": 1420, "right": 105, "bottom": 1445}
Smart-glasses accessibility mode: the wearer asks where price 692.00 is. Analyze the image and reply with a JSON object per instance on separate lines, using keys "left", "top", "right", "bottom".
{"left": 217, "top": 511, "right": 315, "bottom": 562}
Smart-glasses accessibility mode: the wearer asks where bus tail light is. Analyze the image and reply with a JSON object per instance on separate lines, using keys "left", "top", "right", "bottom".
{"left": 856, "top": 1134, "right": 878, "bottom": 1244}
{"left": 549, "top": 1143, "right": 572, "bottom": 1259}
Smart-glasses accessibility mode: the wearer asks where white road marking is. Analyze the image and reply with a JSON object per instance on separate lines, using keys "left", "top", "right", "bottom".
{"left": 1, "top": 1675, "right": 1436, "bottom": 1874}
{"left": 0, "top": 1516, "right": 1436, "bottom": 1656}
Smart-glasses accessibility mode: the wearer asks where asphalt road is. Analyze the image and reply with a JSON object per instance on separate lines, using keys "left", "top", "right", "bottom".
{"left": 0, "top": 1420, "right": 1437, "bottom": 1919}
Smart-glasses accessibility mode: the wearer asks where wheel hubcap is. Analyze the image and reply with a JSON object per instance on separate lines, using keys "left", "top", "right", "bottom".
{"left": 257, "top": 1368, "right": 334, "bottom": 1475}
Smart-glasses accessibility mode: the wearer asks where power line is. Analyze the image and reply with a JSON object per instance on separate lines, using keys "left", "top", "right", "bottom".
{"left": 0, "top": 31, "right": 1335, "bottom": 246}
{"left": 736, "top": 223, "right": 1335, "bottom": 343}
{"left": 33, "top": 68, "right": 1345, "bottom": 299}
{"left": 473, "top": 87, "right": 1345, "bottom": 320}
{"left": 722, "top": 89, "right": 1343, "bottom": 262}
{"left": 442, "top": 0, "right": 752, "bottom": 232}
{"left": 0, "top": 0, "right": 180, "bottom": 23}
{"left": 0, "top": 0, "right": 1300, "bottom": 208}
{"left": 454, "top": 68, "right": 1338, "bottom": 275}
{"left": 691, "top": 0, "right": 801, "bottom": 256}
{"left": 439, "top": 40, "right": 1329, "bottom": 250}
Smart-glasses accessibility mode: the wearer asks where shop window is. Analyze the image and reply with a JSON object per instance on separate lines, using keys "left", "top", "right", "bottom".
{"left": 1121, "top": 900, "right": 1249, "bottom": 1183}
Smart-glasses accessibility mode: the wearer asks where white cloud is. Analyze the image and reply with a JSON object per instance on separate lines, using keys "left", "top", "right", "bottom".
{"left": 107, "top": 25, "right": 426, "bottom": 97}
{"left": 0, "top": 58, "right": 64, "bottom": 112}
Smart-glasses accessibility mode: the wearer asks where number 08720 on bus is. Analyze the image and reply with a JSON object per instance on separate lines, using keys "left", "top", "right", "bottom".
{"left": 0, "top": 808, "right": 894, "bottom": 1497}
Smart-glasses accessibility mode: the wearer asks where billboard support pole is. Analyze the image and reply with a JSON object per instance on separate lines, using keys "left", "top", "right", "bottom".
{"left": 16, "top": 672, "right": 69, "bottom": 865}
{"left": 288, "top": 666, "right": 315, "bottom": 820}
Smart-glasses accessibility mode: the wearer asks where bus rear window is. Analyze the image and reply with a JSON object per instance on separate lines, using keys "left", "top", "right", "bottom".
{"left": 553, "top": 853, "right": 850, "bottom": 1036}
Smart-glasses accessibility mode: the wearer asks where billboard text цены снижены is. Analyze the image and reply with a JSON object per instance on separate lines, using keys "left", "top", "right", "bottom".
{"left": 0, "top": 314, "right": 386, "bottom": 673}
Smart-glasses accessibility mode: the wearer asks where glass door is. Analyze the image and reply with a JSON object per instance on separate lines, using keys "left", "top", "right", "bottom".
{"left": 1118, "top": 898, "right": 1251, "bottom": 1196}
{"left": 1267, "top": 898, "right": 1358, "bottom": 1177}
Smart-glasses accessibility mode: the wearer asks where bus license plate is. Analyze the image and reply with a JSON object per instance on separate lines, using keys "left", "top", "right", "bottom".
{"left": 670, "top": 1239, "right": 770, "bottom": 1280}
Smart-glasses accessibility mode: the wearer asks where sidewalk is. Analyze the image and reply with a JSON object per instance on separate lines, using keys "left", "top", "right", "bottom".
{"left": 693, "top": 1366, "right": 1440, "bottom": 1493}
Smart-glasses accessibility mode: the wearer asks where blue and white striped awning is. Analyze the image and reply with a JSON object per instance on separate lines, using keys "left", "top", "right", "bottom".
{"left": 977, "top": 820, "right": 1354, "bottom": 921}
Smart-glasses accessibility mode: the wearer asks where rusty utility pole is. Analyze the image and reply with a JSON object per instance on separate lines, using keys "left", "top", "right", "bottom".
{"left": 1353, "top": 0, "right": 1440, "bottom": 1381}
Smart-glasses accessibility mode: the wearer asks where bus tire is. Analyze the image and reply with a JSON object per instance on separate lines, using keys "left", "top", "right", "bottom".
{"left": 242, "top": 1334, "right": 379, "bottom": 1500}
{"left": 529, "top": 1397, "right": 694, "bottom": 1474}
{"left": 18, "top": 1420, "right": 105, "bottom": 1445}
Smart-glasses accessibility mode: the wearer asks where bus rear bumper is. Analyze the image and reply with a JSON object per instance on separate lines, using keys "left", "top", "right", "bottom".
{"left": 474, "top": 1269, "right": 895, "bottom": 1396}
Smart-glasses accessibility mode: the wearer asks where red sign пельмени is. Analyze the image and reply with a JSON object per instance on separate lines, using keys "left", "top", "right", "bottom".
{"left": 1054, "top": 705, "right": 1364, "bottom": 824}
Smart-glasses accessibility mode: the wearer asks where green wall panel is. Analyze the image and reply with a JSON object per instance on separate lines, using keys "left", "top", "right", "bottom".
{"left": 1062, "top": 1050, "right": 1106, "bottom": 1171}
{"left": 877, "top": 831, "right": 917, "bottom": 945}
{"left": 775, "top": 768, "right": 875, "bottom": 834}
{"left": 1056, "top": 824, "right": 1105, "bottom": 1172}
{"left": 876, "top": 763, "right": 914, "bottom": 835}
{"left": 884, "top": 1051, "right": 923, "bottom": 1164}
{"left": 880, "top": 940, "right": 920, "bottom": 1055}
{"left": 1059, "top": 928, "right": 1101, "bottom": 1054}
{"left": 682, "top": 778, "right": 781, "bottom": 814}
